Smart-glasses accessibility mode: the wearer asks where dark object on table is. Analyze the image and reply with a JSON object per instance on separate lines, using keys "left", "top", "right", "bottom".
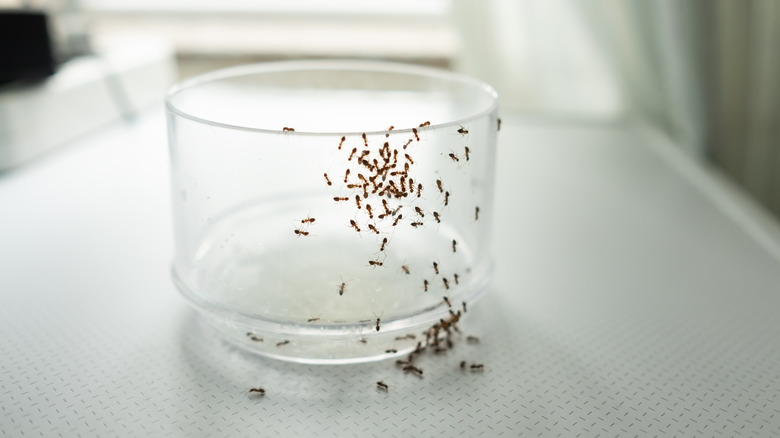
{"left": 0, "top": 10, "right": 56, "bottom": 85}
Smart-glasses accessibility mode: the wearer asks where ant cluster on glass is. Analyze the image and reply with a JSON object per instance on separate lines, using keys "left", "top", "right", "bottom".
{"left": 292, "top": 121, "right": 485, "bottom": 343}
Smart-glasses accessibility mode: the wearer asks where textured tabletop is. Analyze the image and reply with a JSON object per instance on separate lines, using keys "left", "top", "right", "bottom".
{"left": 1, "top": 110, "right": 779, "bottom": 437}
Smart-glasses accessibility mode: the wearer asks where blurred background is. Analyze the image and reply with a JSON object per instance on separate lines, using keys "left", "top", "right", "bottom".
{"left": 1, "top": 0, "right": 779, "bottom": 220}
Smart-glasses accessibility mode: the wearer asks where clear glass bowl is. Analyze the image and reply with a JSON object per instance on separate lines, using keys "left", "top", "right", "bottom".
{"left": 166, "top": 60, "right": 499, "bottom": 363}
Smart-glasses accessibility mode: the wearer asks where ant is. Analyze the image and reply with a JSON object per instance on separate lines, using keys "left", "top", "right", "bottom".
{"left": 462, "top": 301, "right": 467, "bottom": 313}
{"left": 348, "top": 147, "right": 357, "bottom": 161}
{"left": 497, "top": 117, "right": 502, "bottom": 131}
{"left": 452, "top": 239, "right": 457, "bottom": 253}
{"left": 366, "top": 204, "right": 374, "bottom": 219}
{"left": 392, "top": 214, "right": 403, "bottom": 226}
{"left": 433, "top": 262, "right": 439, "bottom": 274}
{"left": 368, "top": 260, "right": 383, "bottom": 267}
{"left": 344, "top": 169, "right": 350, "bottom": 183}
{"left": 464, "top": 146, "right": 470, "bottom": 161}
{"left": 381, "top": 199, "right": 391, "bottom": 215}
{"left": 423, "top": 279, "right": 429, "bottom": 292}
{"left": 417, "top": 183, "right": 423, "bottom": 198}
{"left": 467, "top": 336, "right": 480, "bottom": 344}
{"left": 475, "top": 206, "right": 480, "bottom": 220}
{"left": 436, "top": 179, "right": 443, "bottom": 193}
{"left": 448, "top": 152, "right": 460, "bottom": 162}
{"left": 404, "top": 153, "right": 414, "bottom": 165}
{"left": 453, "top": 273, "right": 459, "bottom": 285}
{"left": 334, "top": 196, "right": 349, "bottom": 202}
{"left": 387, "top": 125, "right": 395, "bottom": 131}
{"left": 419, "top": 121, "right": 430, "bottom": 128}
{"left": 433, "top": 212, "right": 441, "bottom": 223}
{"left": 385, "top": 349, "right": 397, "bottom": 354}
{"left": 246, "top": 332, "right": 263, "bottom": 342}
{"left": 338, "top": 136, "right": 346, "bottom": 150}
{"left": 443, "top": 277, "right": 449, "bottom": 290}
{"left": 282, "top": 127, "right": 295, "bottom": 132}
{"left": 412, "top": 128, "right": 420, "bottom": 141}
{"left": 276, "top": 340, "right": 290, "bottom": 347}
{"left": 410, "top": 222, "right": 423, "bottom": 228}
{"left": 403, "top": 365, "right": 423, "bottom": 376}
{"left": 249, "top": 387, "right": 266, "bottom": 395}
{"left": 367, "top": 224, "right": 380, "bottom": 234}
{"left": 346, "top": 184, "right": 362, "bottom": 189}
{"left": 338, "top": 282, "right": 346, "bottom": 296}
{"left": 380, "top": 237, "right": 388, "bottom": 251}
{"left": 307, "top": 317, "right": 320, "bottom": 322}
{"left": 401, "top": 265, "right": 410, "bottom": 275}
{"left": 375, "top": 316, "right": 381, "bottom": 331}
{"left": 294, "top": 229, "right": 309, "bottom": 237}
{"left": 415, "top": 206, "right": 425, "bottom": 217}
{"left": 349, "top": 219, "right": 361, "bottom": 232}
{"left": 460, "top": 361, "right": 466, "bottom": 370}
{"left": 443, "top": 296, "right": 451, "bottom": 307}
{"left": 376, "top": 381, "right": 389, "bottom": 391}
{"left": 470, "top": 364, "right": 484, "bottom": 371}
{"left": 301, "top": 216, "right": 316, "bottom": 224}
{"left": 444, "top": 191, "right": 450, "bottom": 206}
{"left": 355, "top": 195, "right": 362, "bottom": 209}
{"left": 403, "top": 139, "right": 413, "bottom": 149}
{"left": 457, "top": 126, "right": 468, "bottom": 136}
{"left": 323, "top": 173, "right": 332, "bottom": 186}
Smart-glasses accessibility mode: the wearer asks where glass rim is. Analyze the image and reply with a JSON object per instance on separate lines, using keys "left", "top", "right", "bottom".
{"left": 165, "top": 59, "right": 499, "bottom": 136}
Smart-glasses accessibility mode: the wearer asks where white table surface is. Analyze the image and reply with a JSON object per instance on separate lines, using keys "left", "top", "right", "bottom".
{"left": 2, "top": 108, "right": 779, "bottom": 437}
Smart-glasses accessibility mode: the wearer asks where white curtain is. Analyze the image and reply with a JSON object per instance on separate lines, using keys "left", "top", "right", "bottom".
{"left": 452, "top": 0, "right": 780, "bottom": 217}
{"left": 452, "top": 0, "right": 623, "bottom": 119}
